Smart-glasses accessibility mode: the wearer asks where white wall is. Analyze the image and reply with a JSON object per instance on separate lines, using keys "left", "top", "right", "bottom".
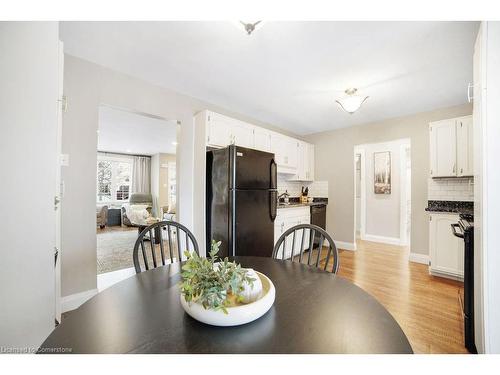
{"left": 482, "top": 21, "right": 500, "bottom": 355}
{"left": 474, "top": 21, "right": 500, "bottom": 354}
{"left": 357, "top": 139, "right": 410, "bottom": 243}
{"left": 0, "top": 22, "right": 59, "bottom": 348}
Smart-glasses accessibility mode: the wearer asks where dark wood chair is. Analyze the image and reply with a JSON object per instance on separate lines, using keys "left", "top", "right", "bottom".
{"left": 133, "top": 220, "right": 199, "bottom": 273}
{"left": 272, "top": 223, "right": 339, "bottom": 273}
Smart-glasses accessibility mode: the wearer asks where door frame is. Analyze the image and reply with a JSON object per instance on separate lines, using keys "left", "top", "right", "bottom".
{"left": 54, "top": 40, "right": 64, "bottom": 324}
{"left": 399, "top": 142, "right": 411, "bottom": 247}
{"left": 353, "top": 147, "right": 366, "bottom": 246}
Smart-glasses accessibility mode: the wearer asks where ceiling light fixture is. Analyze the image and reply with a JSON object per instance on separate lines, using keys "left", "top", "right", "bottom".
{"left": 335, "top": 88, "right": 369, "bottom": 114}
{"left": 172, "top": 141, "right": 178, "bottom": 146}
{"left": 237, "top": 21, "right": 263, "bottom": 35}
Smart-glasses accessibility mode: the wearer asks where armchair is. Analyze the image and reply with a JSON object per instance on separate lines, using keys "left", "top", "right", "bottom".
{"left": 96, "top": 205, "right": 109, "bottom": 229}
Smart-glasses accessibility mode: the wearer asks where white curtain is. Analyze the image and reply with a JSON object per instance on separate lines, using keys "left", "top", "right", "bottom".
{"left": 132, "top": 156, "right": 151, "bottom": 193}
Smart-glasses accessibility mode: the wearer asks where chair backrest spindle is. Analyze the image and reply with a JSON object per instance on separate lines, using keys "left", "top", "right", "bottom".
{"left": 272, "top": 224, "right": 339, "bottom": 274}
{"left": 133, "top": 220, "right": 199, "bottom": 273}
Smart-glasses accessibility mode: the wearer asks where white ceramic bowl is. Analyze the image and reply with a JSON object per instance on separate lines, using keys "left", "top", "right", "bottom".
{"left": 180, "top": 271, "right": 275, "bottom": 326}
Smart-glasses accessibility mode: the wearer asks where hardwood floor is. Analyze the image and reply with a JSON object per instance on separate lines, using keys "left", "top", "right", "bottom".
{"left": 321, "top": 240, "right": 468, "bottom": 354}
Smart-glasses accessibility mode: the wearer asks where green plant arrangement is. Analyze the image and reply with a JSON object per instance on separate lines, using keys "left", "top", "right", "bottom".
{"left": 180, "top": 240, "right": 256, "bottom": 314}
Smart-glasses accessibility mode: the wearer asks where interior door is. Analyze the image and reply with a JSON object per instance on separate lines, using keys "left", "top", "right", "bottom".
{"left": 54, "top": 41, "right": 64, "bottom": 324}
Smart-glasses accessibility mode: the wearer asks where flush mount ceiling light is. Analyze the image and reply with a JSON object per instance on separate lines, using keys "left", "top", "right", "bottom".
{"left": 335, "top": 88, "right": 369, "bottom": 114}
{"left": 236, "top": 21, "right": 263, "bottom": 35}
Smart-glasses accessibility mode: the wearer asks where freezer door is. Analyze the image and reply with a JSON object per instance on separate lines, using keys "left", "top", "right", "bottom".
{"left": 232, "top": 189, "right": 275, "bottom": 257}
{"left": 231, "top": 146, "right": 276, "bottom": 190}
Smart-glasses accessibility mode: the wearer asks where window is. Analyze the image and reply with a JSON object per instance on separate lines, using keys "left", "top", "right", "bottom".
{"left": 97, "top": 155, "right": 133, "bottom": 203}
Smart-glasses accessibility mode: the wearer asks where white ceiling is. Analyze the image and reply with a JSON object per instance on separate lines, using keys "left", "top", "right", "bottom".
{"left": 98, "top": 106, "right": 177, "bottom": 155}
{"left": 61, "top": 21, "right": 479, "bottom": 135}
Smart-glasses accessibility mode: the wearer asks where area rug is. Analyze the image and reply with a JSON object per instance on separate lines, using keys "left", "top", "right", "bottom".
{"left": 96, "top": 228, "right": 138, "bottom": 274}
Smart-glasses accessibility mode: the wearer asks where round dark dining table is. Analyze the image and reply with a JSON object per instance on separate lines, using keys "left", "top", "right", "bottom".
{"left": 40, "top": 256, "right": 413, "bottom": 354}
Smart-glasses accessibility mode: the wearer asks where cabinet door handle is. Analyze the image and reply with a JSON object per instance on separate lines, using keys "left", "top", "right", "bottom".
{"left": 467, "top": 83, "right": 474, "bottom": 103}
{"left": 453, "top": 164, "right": 456, "bottom": 174}
{"left": 460, "top": 168, "right": 463, "bottom": 174}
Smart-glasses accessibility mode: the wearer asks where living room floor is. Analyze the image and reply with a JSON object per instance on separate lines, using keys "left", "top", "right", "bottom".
{"left": 96, "top": 226, "right": 139, "bottom": 274}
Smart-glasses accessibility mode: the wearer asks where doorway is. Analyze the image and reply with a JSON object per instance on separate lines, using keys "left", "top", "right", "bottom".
{"left": 354, "top": 139, "right": 411, "bottom": 248}
{"left": 95, "top": 105, "right": 179, "bottom": 288}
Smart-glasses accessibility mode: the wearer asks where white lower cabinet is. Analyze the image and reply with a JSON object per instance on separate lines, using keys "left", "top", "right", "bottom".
{"left": 274, "top": 207, "right": 310, "bottom": 259}
{"left": 429, "top": 213, "right": 464, "bottom": 279}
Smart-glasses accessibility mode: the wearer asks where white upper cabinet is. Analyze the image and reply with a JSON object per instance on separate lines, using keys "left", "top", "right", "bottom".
{"left": 206, "top": 112, "right": 232, "bottom": 147}
{"left": 430, "top": 119, "right": 457, "bottom": 177}
{"left": 308, "top": 144, "right": 315, "bottom": 181}
{"left": 206, "top": 112, "right": 254, "bottom": 149}
{"left": 456, "top": 116, "right": 473, "bottom": 177}
{"left": 289, "top": 141, "right": 315, "bottom": 181}
{"left": 429, "top": 115, "right": 473, "bottom": 178}
{"left": 253, "top": 127, "right": 272, "bottom": 152}
{"left": 270, "top": 133, "right": 298, "bottom": 173}
{"left": 200, "top": 110, "right": 313, "bottom": 177}
{"left": 231, "top": 120, "right": 254, "bottom": 149}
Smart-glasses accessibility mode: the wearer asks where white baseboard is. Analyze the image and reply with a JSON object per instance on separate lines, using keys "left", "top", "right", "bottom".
{"left": 97, "top": 267, "right": 136, "bottom": 292}
{"left": 61, "top": 288, "right": 98, "bottom": 313}
{"left": 362, "top": 234, "right": 402, "bottom": 246}
{"left": 335, "top": 241, "right": 356, "bottom": 251}
{"left": 409, "top": 253, "right": 430, "bottom": 265}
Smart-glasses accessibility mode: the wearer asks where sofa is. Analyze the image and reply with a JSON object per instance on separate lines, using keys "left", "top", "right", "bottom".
{"left": 161, "top": 203, "right": 176, "bottom": 221}
{"left": 96, "top": 205, "right": 109, "bottom": 229}
{"left": 121, "top": 193, "right": 153, "bottom": 226}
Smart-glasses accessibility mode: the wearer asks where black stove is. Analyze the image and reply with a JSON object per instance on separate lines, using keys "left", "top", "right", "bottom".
{"left": 452, "top": 213, "right": 476, "bottom": 353}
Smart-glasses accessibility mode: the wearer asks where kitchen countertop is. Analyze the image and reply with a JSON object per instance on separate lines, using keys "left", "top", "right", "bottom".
{"left": 425, "top": 200, "right": 474, "bottom": 215}
{"left": 277, "top": 198, "right": 328, "bottom": 209}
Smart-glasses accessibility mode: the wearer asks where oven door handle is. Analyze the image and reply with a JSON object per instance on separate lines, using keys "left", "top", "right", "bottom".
{"left": 451, "top": 223, "right": 464, "bottom": 239}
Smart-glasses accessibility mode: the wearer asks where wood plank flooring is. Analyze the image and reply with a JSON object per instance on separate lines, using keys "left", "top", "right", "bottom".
{"left": 321, "top": 240, "right": 468, "bottom": 354}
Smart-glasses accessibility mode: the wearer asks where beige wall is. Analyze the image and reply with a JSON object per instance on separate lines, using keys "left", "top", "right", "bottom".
{"left": 306, "top": 103, "right": 472, "bottom": 256}
{"left": 61, "top": 55, "right": 294, "bottom": 297}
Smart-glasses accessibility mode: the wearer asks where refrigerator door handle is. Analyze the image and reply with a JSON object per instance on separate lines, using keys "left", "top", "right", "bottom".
{"left": 270, "top": 191, "right": 277, "bottom": 221}
{"left": 270, "top": 158, "right": 277, "bottom": 189}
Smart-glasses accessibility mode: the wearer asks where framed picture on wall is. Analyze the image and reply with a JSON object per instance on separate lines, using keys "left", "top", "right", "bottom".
{"left": 374, "top": 151, "right": 391, "bottom": 194}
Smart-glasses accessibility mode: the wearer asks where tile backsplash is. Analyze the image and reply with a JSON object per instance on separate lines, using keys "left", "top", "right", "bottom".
{"left": 428, "top": 177, "right": 474, "bottom": 202}
{"left": 277, "top": 174, "right": 328, "bottom": 198}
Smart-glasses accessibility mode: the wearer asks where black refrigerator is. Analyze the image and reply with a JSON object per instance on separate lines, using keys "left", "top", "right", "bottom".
{"left": 206, "top": 145, "right": 277, "bottom": 258}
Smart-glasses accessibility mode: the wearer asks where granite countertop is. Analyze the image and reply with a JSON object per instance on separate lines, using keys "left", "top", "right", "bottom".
{"left": 425, "top": 200, "right": 474, "bottom": 215}
{"left": 277, "top": 198, "right": 328, "bottom": 209}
